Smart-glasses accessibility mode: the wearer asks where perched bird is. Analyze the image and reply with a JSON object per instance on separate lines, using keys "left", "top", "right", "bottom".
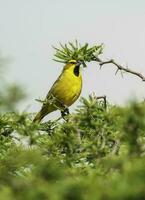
{"left": 33, "top": 60, "right": 82, "bottom": 122}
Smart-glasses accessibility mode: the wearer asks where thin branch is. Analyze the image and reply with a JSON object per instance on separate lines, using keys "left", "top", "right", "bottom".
{"left": 95, "top": 95, "right": 107, "bottom": 109}
{"left": 93, "top": 57, "right": 145, "bottom": 81}
{"left": 89, "top": 93, "right": 107, "bottom": 109}
{"left": 111, "top": 140, "right": 120, "bottom": 155}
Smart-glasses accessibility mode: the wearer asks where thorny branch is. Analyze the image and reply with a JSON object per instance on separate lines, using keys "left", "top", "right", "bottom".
{"left": 89, "top": 93, "right": 107, "bottom": 109}
{"left": 92, "top": 57, "right": 145, "bottom": 81}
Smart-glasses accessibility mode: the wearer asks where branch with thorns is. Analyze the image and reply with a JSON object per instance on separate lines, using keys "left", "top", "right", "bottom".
{"left": 93, "top": 57, "right": 145, "bottom": 81}
{"left": 53, "top": 41, "right": 145, "bottom": 82}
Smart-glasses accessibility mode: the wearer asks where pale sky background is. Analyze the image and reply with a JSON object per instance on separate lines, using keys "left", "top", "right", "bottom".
{"left": 0, "top": 0, "right": 145, "bottom": 118}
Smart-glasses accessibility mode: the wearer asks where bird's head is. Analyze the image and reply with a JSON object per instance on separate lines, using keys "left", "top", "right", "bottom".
{"left": 63, "top": 60, "right": 83, "bottom": 76}
{"left": 64, "top": 60, "right": 82, "bottom": 69}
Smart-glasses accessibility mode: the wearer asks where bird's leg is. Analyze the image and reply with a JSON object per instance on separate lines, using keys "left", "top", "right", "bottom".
{"left": 61, "top": 107, "right": 70, "bottom": 121}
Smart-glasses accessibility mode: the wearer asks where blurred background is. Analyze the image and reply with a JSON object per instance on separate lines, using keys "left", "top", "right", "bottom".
{"left": 0, "top": 0, "right": 145, "bottom": 118}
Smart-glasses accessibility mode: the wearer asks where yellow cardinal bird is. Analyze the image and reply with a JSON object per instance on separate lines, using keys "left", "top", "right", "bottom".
{"left": 33, "top": 60, "right": 83, "bottom": 122}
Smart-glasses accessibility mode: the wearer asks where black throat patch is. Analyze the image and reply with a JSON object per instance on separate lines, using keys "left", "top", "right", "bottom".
{"left": 73, "top": 65, "right": 80, "bottom": 77}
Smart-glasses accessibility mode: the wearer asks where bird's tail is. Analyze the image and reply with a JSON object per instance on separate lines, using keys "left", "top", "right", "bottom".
{"left": 33, "top": 104, "right": 57, "bottom": 123}
{"left": 33, "top": 111, "right": 45, "bottom": 123}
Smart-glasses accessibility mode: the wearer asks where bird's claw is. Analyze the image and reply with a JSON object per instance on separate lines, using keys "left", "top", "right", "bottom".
{"left": 61, "top": 108, "right": 69, "bottom": 121}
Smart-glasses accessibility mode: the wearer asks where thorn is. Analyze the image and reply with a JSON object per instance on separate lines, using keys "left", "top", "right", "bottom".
{"left": 99, "top": 65, "right": 102, "bottom": 70}
{"left": 115, "top": 69, "right": 119, "bottom": 75}
{"left": 120, "top": 70, "right": 124, "bottom": 78}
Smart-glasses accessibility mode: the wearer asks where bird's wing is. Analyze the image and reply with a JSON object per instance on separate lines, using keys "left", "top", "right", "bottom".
{"left": 46, "top": 72, "right": 63, "bottom": 99}
{"left": 45, "top": 73, "right": 66, "bottom": 109}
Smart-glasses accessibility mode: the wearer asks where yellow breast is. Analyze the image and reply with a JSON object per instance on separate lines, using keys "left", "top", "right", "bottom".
{"left": 50, "top": 65, "right": 82, "bottom": 107}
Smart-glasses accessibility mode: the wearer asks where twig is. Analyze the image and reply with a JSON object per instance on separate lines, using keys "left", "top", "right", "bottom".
{"left": 95, "top": 95, "right": 107, "bottom": 109}
{"left": 89, "top": 93, "right": 107, "bottom": 109}
{"left": 93, "top": 57, "right": 145, "bottom": 81}
{"left": 111, "top": 140, "right": 120, "bottom": 155}
{"left": 76, "top": 128, "right": 82, "bottom": 145}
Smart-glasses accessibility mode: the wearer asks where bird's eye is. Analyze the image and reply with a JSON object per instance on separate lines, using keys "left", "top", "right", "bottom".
{"left": 69, "top": 60, "right": 77, "bottom": 64}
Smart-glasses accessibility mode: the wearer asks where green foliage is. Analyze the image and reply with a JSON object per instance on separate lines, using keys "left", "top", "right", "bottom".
{"left": 53, "top": 41, "right": 103, "bottom": 66}
{"left": 0, "top": 84, "right": 26, "bottom": 112}
{"left": 0, "top": 53, "right": 26, "bottom": 112}
{"left": 1, "top": 96, "right": 145, "bottom": 199}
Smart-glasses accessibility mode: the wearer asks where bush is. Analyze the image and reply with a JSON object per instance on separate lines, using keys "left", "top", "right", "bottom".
{"left": 1, "top": 95, "right": 145, "bottom": 199}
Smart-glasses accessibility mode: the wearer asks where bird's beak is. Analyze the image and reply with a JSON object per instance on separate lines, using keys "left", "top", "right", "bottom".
{"left": 76, "top": 60, "right": 87, "bottom": 68}
{"left": 76, "top": 60, "right": 82, "bottom": 67}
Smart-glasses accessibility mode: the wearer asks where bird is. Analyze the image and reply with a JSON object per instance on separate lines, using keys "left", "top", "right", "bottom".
{"left": 33, "top": 59, "right": 83, "bottom": 122}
